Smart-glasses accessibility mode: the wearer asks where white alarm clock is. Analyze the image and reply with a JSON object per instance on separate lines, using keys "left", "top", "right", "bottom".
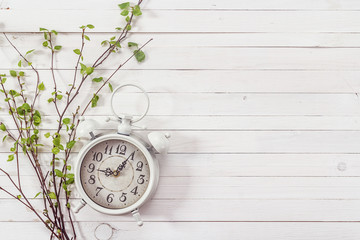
{"left": 73, "top": 84, "right": 170, "bottom": 226}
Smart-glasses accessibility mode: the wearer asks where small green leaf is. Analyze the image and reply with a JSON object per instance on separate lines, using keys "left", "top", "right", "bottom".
{"left": 126, "top": 25, "right": 132, "bottom": 30}
{"left": 18, "top": 60, "right": 22, "bottom": 67}
{"left": 38, "top": 82, "right": 45, "bottom": 91}
{"left": 34, "top": 129, "right": 39, "bottom": 135}
{"left": 42, "top": 41, "right": 49, "bottom": 47}
{"left": 86, "top": 67, "right": 94, "bottom": 75}
{"left": 53, "top": 137, "right": 61, "bottom": 147}
{"left": 19, "top": 71, "right": 25, "bottom": 77}
{"left": 47, "top": 98, "right": 54, "bottom": 103}
{"left": 66, "top": 140, "right": 76, "bottom": 149}
{"left": 33, "top": 192, "right": 42, "bottom": 199}
{"left": 2, "top": 135, "right": 7, "bottom": 142}
{"left": 39, "top": 27, "right": 48, "bottom": 32}
{"left": 121, "top": 9, "right": 129, "bottom": 16}
{"left": 17, "top": 195, "right": 22, "bottom": 199}
{"left": 9, "top": 70, "right": 17, "bottom": 77}
{"left": 66, "top": 165, "right": 71, "bottom": 171}
{"left": 26, "top": 49, "right": 35, "bottom": 55}
{"left": 52, "top": 147, "right": 60, "bottom": 155}
{"left": 80, "top": 25, "right": 86, "bottom": 29}
{"left": 54, "top": 169, "right": 63, "bottom": 177}
{"left": 133, "top": 5, "right": 142, "bottom": 16}
{"left": 92, "top": 77, "right": 103, "bottom": 83}
{"left": 87, "top": 24, "right": 95, "bottom": 29}
{"left": 118, "top": 2, "right": 130, "bottom": 9}
{"left": 48, "top": 192, "right": 57, "bottom": 199}
{"left": 56, "top": 94, "right": 63, "bottom": 100}
{"left": 115, "top": 27, "right": 122, "bottom": 31}
{"left": 62, "top": 118, "right": 71, "bottom": 125}
{"left": 108, "top": 83, "right": 113, "bottom": 92}
{"left": 134, "top": 50, "right": 145, "bottom": 62}
{"left": 73, "top": 49, "right": 81, "bottom": 55}
{"left": 44, "top": 132, "right": 51, "bottom": 138}
{"left": 51, "top": 30, "right": 58, "bottom": 35}
{"left": 7, "top": 154, "right": 14, "bottom": 162}
{"left": 66, "top": 203, "right": 71, "bottom": 209}
{"left": 0, "top": 123, "right": 6, "bottom": 131}
{"left": 54, "top": 45, "right": 62, "bottom": 51}
{"left": 91, "top": 94, "right": 99, "bottom": 108}
{"left": 84, "top": 35, "right": 90, "bottom": 41}
{"left": 128, "top": 42, "right": 138, "bottom": 48}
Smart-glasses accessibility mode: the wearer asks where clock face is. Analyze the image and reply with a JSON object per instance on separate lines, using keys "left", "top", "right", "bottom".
{"left": 79, "top": 139, "right": 151, "bottom": 209}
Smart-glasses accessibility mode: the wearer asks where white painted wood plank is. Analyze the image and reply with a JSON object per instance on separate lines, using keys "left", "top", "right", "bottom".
{"left": 3, "top": 47, "right": 360, "bottom": 70}
{"left": 5, "top": 32, "right": 360, "bottom": 48}
{"left": 1, "top": 153, "right": 358, "bottom": 177}
{"left": 2, "top": 11, "right": 360, "bottom": 33}
{"left": 5, "top": 0, "right": 360, "bottom": 10}
{"left": 2, "top": 176, "right": 360, "bottom": 200}
{"left": 2, "top": 222, "right": 360, "bottom": 240}
{"left": 1, "top": 130, "right": 360, "bottom": 153}
{"left": 2, "top": 69, "right": 360, "bottom": 93}
{"left": 1, "top": 199, "right": 360, "bottom": 222}
{"left": 3, "top": 115, "right": 360, "bottom": 130}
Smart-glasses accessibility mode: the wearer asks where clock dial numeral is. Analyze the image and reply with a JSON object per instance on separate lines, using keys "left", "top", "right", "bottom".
{"left": 127, "top": 151, "right": 135, "bottom": 161}
{"left": 130, "top": 186, "right": 138, "bottom": 195}
{"left": 92, "top": 152, "right": 103, "bottom": 162}
{"left": 87, "top": 163, "right": 95, "bottom": 173}
{"left": 104, "top": 145, "right": 113, "bottom": 155}
{"left": 137, "top": 174, "right": 145, "bottom": 184}
{"left": 136, "top": 161, "right": 143, "bottom": 171}
{"left": 107, "top": 193, "right": 114, "bottom": 203}
{"left": 88, "top": 175, "right": 96, "bottom": 184}
{"left": 95, "top": 187, "right": 103, "bottom": 196}
{"left": 116, "top": 144, "right": 127, "bottom": 155}
{"left": 119, "top": 192, "right": 127, "bottom": 202}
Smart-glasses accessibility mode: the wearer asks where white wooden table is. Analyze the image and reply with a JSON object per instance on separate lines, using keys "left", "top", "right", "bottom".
{"left": 1, "top": 0, "right": 360, "bottom": 239}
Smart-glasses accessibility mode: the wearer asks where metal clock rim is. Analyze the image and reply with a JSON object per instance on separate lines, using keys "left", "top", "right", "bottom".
{"left": 74, "top": 134, "right": 159, "bottom": 215}
{"left": 110, "top": 84, "right": 150, "bottom": 123}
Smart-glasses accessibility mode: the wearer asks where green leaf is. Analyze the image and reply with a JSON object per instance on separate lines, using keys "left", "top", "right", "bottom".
{"left": 19, "top": 71, "right": 25, "bottom": 77}
{"left": 125, "top": 16, "right": 130, "bottom": 22}
{"left": 44, "top": 132, "right": 51, "bottom": 138}
{"left": 86, "top": 67, "right": 94, "bottom": 75}
{"left": 26, "top": 49, "right": 35, "bottom": 55}
{"left": 92, "top": 77, "right": 103, "bottom": 83}
{"left": 39, "top": 27, "right": 48, "bottom": 32}
{"left": 108, "top": 83, "right": 113, "bottom": 92}
{"left": 128, "top": 42, "right": 138, "bottom": 48}
{"left": 2, "top": 135, "right": 7, "bottom": 142}
{"left": 126, "top": 25, "right": 132, "bottom": 30}
{"left": 118, "top": 2, "right": 130, "bottom": 9}
{"left": 18, "top": 60, "right": 22, "bottom": 67}
{"left": 48, "top": 192, "right": 57, "bottom": 199}
{"left": 133, "top": 5, "right": 142, "bottom": 16}
{"left": 1, "top": 77, "right": 7, "bottom": 84}
{"left": 47, "top": 98, "right": 54, "bottom": 103}
{"left": 91, "top": 94, "right": 99, "bottom": 108}
{"left": 7, "top": 154, "right": 14, "bottom": 162}
{"left": 66, "top": 140, "right": 76, "bottom": 149}
{"left": 79, "top": 25, "right": 86, "bottom": 29}
{"left": 121, "top": 9, "right": 129, "bottom": 16}
{"left": 84, "top": 35, "right": 90, "bottom": 41}
{"left": 51, "top": 30, "right": 58, "bottom": 35}
{"left": 73, "top": 49, "right": 81, "bottom": 55}
{"left": 17, "top": 195, "right": 22, "bottom": 199}
{"left": 87, "top": 24, "right": 95, "bottom": 29}
{"left": 53, "top": 137, "right": 61, "bottom": 147}
{"left": 66, "top": 165, "right": 71, "bottom": 171}
{"left": 9, "top": 70, "right": 17, "bottom": 77}
{"left": 54, "top": 169, "right": 63, "bottom": 177}
{"left": 56, "top": 94, "right": 63, "bottom": 100}
{"left": 34, "top": 129, "right": 39, "bottom": 135}
{"left": 66, "top": 203, "right": 71, "bottom": 209}
{"left": 33, "top": 110, "right": 42, "bottom": 126}
{"left": 134, "top": 50, "right": 145, "bottom": 62}
{"left": 54, "top": 45, "right": 62, "bottom": 51}
{"left": 115, "top": 27, "right": 122, "bottom": 31}
{"left": 101, "top": 40, "right": 108, "bottom": 46}
{"left": 38, "top": 82, "right": 45, "bottom": 91}
{"left": 42, "top": 41, "right": 49, "bottom": 47}
{"left": 0, "top": 123, "right": 6, "bottom": 131}
{"left": 62, "top": 118, "right": 71, "bottom": 125}
{"left": 52, "top": 147, "right": 60, "bottom": 155}
{"left": 33, "top": 192, "right": 42, "bottom": 199}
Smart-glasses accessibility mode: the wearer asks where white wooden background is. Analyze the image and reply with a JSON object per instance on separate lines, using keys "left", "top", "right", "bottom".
{"left": 1, "top": 0, "right": 360, "bottom": 239}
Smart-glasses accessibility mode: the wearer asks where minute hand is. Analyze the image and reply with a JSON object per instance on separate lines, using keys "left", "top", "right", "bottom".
{"left": 116, "top": 151, "right": 135, "bottom": 173}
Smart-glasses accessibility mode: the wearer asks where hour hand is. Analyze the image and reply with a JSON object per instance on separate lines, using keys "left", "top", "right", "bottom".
{"left": 97, "top": 167, "right": 113, "bottom": 177}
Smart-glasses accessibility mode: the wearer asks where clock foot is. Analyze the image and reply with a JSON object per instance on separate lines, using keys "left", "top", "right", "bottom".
{"left": 73, "top": 199, "right": 87, "bottom": 213}
{"left": 131, "top": 209, "right": 143, "bottom": 227}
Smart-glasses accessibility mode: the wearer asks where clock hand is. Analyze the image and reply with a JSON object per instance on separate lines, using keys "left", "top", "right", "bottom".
{"left": 115, "top": 153, "right": 133, "bottom": 175}
{"left": 97, "top": 167, "right": 113, "bottom": 177}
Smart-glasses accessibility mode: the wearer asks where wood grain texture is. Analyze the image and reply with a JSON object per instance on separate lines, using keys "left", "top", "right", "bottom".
{"left": 1, "top": 0, "right": 360, "bottom": 239}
